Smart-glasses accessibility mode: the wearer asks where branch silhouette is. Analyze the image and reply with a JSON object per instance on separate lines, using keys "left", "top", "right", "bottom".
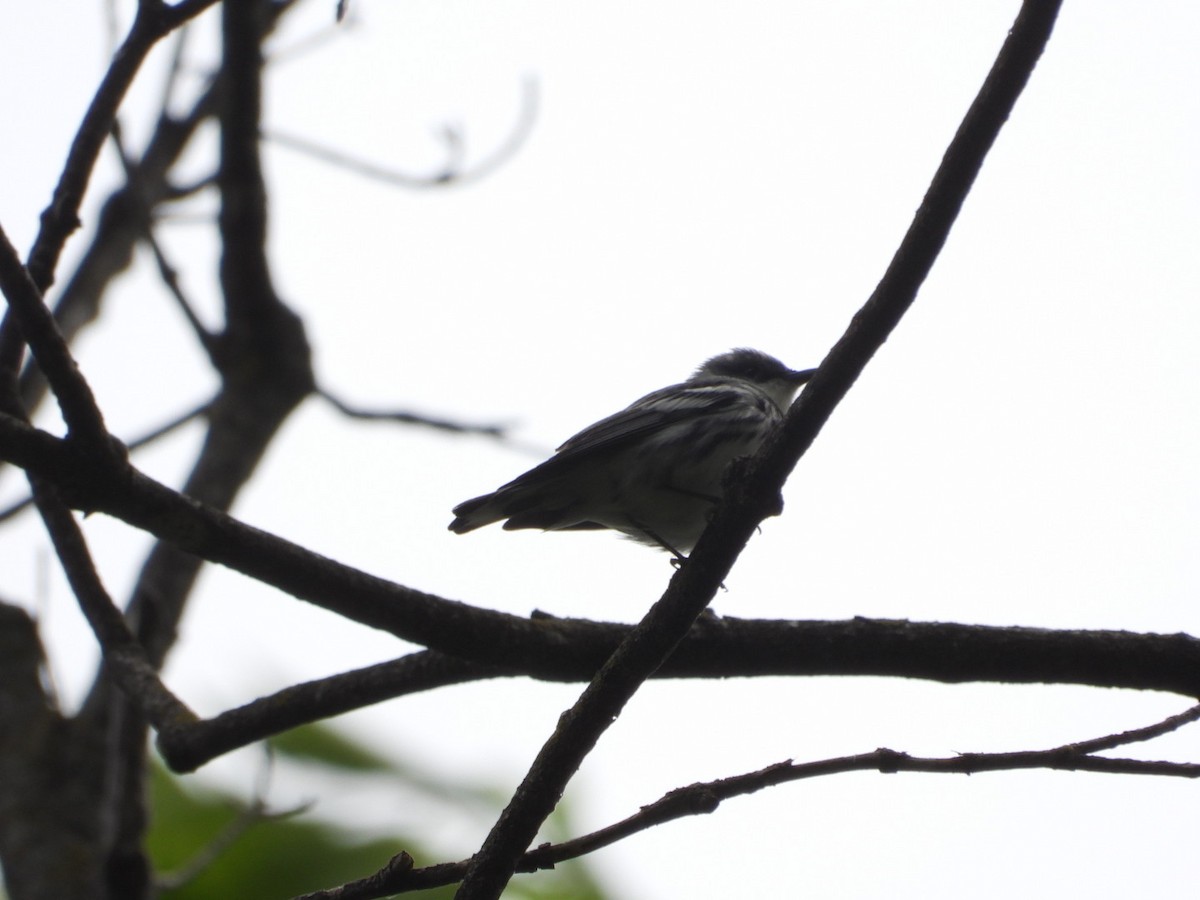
{"left": 295, "top": 702, "right": 1200, "bottom": 899}
{"left": 266, "top": 76, "right": 539, "bottom": 188}
{"left": 455, "top": 3, "right": 1066, "bottom": 897}
{"left": 0, "top": 0, "right": 223, "bottom": 392}
{"left": 0, "top": 2, "right": 1186, "bottom": 897}
{"left": 4, "top": 405, "right": 1200, "bottom": 777}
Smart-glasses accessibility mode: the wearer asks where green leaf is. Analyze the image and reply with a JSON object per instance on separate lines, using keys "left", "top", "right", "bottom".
{"left": 268, "top": 722, "right": 396, "bottom": 773}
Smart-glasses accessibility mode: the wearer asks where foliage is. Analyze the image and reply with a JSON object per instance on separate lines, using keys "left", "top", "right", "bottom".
{"left": 149, "top": 724, "right": 610, "bottom": 900}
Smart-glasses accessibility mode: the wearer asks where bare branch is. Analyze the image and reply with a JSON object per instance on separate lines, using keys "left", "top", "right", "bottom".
{"left": 159, "top": 651, "right": 506, "bottom": 772}
{"left": 456, "top": 4, "right": 1066, "bottom": 896}
{"left": 12, "top": 74, "right": 219, "bottom": 423}
{"left": 109, "top": 0, "right": 314, "bottom": 679}
{"left": 5, "top": 413, "right": 1200, "bottom": 705}
{"left": 520, "top": 705, "right": 1200, "bottom": 872}
{"left": 0, "top": 223, "right": 117, "bottom": 459}
{"left": 110, "top": 123, "right": 220, "bottom": 359}
{"left": 296, "top": 703, "right": 1200, "bottom": 899}
{"left": 265, "top": 76, "right": 539, "bottom": 189}
{"left": 8, "top": 2, "right": 297, "bottom": 424}
{"left": 0, "top": 0, "right": 222, "bottom": 405}
{"left": 319, "top": 387, "right": 507, "bottom": 438}
{"left": 27, "top": 478, "right": 196, "bottom": 732}
{"left": 153, "top": 613, "right": 1200, "bottom": 773}
{"left": 144, "top": 215, "right": 219, "bottom": 352}
{"left": 27, "top": 0, "right": 221, "bottom": 294}
{"left": 0, "top": 398, "right": 211, "bottom": 524}
{"left": 156, "top": 749, "right": 313, "bottom": 891}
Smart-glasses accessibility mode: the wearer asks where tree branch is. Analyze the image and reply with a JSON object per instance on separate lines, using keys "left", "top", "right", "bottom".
{"left": 265, "top": 75, "right": 539, "bottom": 189}
{"left": 318, "top": 387, "right": 507, "bottom": 438}
{"left": 14, "top": 81, "right": 218, "bottom": 419}
{"left": 296, "top": 703, "right": 1200, "bottom": 899}
{"left": 0, "top": 223, "right": 117, "bottom": 458}
{"left": 26, "top": 0, "right": 221, "bottom": 294}
{"left": 455, "top": 3, "right": 1066, "bottom": 896}
{"left": 160, "top": 651, "right": 506, "bottom": 772}
{"left": 28, "top": 478, "right": 195, "bottom": 731}
{"left": 152, "top": 614, "right": 1200, "bottom": 773}
{"left": 4, "top": 414, "right": 1200, "bottom": 722}
{"left": 0, "top": 0, "right": 221, "bottom": 394}
{"left": 0, "top": 398, "right": 210, "bottom": 524}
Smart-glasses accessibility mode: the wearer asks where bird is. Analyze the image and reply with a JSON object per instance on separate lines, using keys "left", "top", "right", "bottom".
{"left": 448, "top": 348, "right": 816, "bottom": 559}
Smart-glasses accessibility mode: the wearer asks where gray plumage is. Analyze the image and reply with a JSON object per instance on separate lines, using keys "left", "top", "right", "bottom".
{"left": 448, "top": 349, "right": 814, "bottom": 556}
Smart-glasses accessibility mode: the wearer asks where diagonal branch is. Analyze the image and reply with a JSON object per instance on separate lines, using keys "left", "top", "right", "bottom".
{"left": 26, "top": 478, "right": 197, "bottom": 898}
{"left": 14, "top": 80, "right": 218, "bottom": 420}
{"left": 454, "top": 3, "right": 1066, "bottom": 897}
{"left": 27, "top": 478, "right": 195, "bottom": 731}
{"left": 23, "top": 0, "right": 222, "bottom": 296}
{"left": 0, "top": 225, "right": 116, "bottom": 457}
{"left": 0, "top": 0, "right": 222, "bottom": 394}
{"left": 110, "top": 121, "right": 221, "bottom": 360}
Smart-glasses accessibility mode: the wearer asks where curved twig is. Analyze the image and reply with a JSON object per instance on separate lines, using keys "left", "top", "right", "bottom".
{"left": 319, "top": 387, "right": 507, "bottom": 437}
{"left": 265, "top": 76, "right": 539, "bottom": 189}
{"left": 294, "top": 703, "right": 1200, "bottom": 899}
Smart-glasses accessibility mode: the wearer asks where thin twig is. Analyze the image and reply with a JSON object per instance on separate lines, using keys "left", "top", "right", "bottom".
{"left": 23, "top": 0, "right": 220, "bottom": 290}
{"left": 143, "top": 225, "right": 218, "bottom": 353}
{"left": 319, "top": 387, "right": 506, "bottom": 437}
{"left": 520, "top": 705, "right": 1200, "bottom": 871}
{"left": 294, "top": 703, "right": 1200, "bottom": 899}
{"left": 265, "top": 76, "right": 538, "bottom": 189}
{"left": 268, "top": 4, "right": 357, "bottom": 65}
{"left": 156, "top": 748, "right": 313, "bottom": 891}
{"left": 27, "top": 476, "right": 196, "bottom": 732}
{"left": 157, "top": 17, "right": 192, "bottom": 117}
{"left": 110, "top": 122, "right": 220, "bottom": 358}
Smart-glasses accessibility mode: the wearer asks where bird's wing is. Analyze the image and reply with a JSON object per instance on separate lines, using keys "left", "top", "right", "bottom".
{"left": 558, "top": 382, "right": 744, "bottom": 454}
{"left": 449, "top": 381, "right": 764, "bottom": 531}
{"left": 489, "top": 382, "right": 753, "bottom": 492}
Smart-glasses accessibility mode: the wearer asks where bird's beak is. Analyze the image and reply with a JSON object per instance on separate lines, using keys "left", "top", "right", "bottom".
{"left": 789, "top": 367, "right": 818, "bottom": 386}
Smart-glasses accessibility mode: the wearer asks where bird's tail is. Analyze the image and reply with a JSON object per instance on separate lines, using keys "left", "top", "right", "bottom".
{"left": 447, "top": 493, "right": 500, "bottom": 533}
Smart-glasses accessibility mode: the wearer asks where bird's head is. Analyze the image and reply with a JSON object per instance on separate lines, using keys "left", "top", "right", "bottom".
{"left": 693, "top": 348, "right": 816, "bottom": 411}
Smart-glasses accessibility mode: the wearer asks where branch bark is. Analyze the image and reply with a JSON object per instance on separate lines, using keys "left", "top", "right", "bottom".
{"left": 294, "top": 703, "right": 1200, "bottom": 899}
{"left": 0, "top": 2, "right": 310, "bottom": 896}
{"left": 8, "top": 411, "right": 1198, "bottom": 710}
{"left": 457, "top": 3, "right": 1065, "bottom": 894}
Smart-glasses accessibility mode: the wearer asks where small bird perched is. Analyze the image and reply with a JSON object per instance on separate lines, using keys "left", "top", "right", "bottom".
{"left": 448, "top": 349, "right": 816, "bottom": 558}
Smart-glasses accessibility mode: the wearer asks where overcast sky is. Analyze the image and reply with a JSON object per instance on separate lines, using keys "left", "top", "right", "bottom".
{"left": 3, "top": 2, "right": 1199, "bottom": 897}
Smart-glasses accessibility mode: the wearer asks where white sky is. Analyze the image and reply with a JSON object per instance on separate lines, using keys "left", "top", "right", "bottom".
{"left": 2, "top": 1, "right": 1199, "bottom": 897}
